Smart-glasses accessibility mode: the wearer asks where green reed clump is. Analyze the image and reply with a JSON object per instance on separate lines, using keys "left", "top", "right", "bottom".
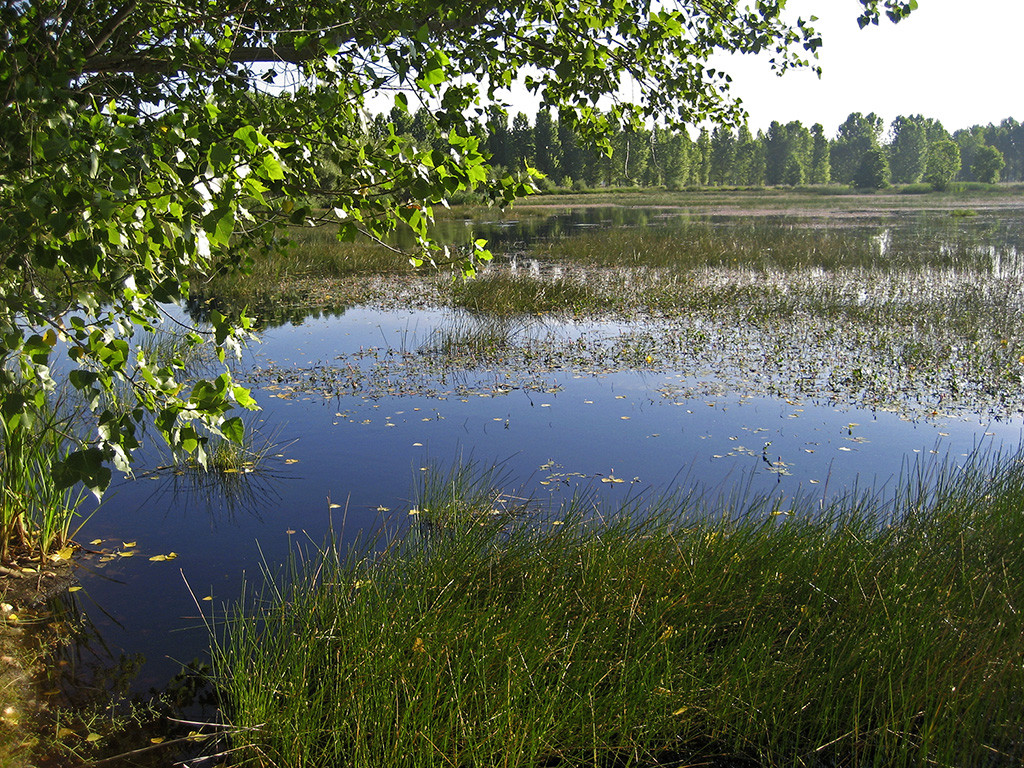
{"left": 0, "top": 391, "right": 89, "bottom": 562}
{"left": 450, "top": 271, "right": 604, "bottom": 315}
{"left": 418, "top": 315, "right": 537, "bottom": 365}
{"left": 213, "top": 450, "right": 1024, "bottom": 768}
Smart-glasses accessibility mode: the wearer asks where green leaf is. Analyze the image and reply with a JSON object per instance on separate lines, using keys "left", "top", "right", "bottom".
{"left": 54, "top": 449, "right": 112, "bottom": 496}
{"left": 261, "top": 155, "right": 285, "bottom": 181}
{"left": 221, "top": 416, "right": 244, "bottom": 443}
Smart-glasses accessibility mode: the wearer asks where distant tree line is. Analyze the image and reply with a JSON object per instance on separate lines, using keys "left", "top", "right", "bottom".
{"left": 357, "top": 108, "right": 1023, "bottom": 191}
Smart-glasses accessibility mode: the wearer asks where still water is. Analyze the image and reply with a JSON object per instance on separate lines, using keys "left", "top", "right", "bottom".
{"left": 61, "top": 205, "right": 1024, "bottom": 700}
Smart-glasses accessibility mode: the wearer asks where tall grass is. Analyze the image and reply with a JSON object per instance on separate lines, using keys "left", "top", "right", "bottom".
{"left": 213, "top": 451, "right": 1024, "bottom": 767}
{"left": 0, "top": 392, "right": 88, "bottom": 562}
{"left": 450, "top": 271, "right": 604, "bottom": 315}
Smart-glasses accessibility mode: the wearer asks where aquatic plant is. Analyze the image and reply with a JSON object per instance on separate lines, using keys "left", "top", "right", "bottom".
{"left": 450, "top": 271, "right": 603, "bottom": 316}
{"left": 0, "top": 391, "right": 89, "bottom": 564}
{"left": 212, "top": 450, "right": 1024, "bottom": 767}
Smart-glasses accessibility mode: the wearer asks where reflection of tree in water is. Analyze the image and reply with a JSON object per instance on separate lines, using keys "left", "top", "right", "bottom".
{"left": 185, "top": 291, "right": 351, "bottom": 332}
{"left": 33, "top": 592, "right": 221, "bottom": 766}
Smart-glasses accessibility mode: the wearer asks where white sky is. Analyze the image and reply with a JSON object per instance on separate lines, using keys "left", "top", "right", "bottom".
{"left": 721, "top": 0, "right": 1024, "bottom": 137}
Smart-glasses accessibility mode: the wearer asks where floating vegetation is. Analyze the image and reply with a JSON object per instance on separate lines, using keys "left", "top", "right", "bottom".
{"left": 227, "top": 202, "right": 1024, "bottom": 420}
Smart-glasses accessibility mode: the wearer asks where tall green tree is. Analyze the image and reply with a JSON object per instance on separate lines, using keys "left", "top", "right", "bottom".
{"left": 972, "top": 144, "right": 1005, "bottom": 184}
{"left": 709, "top": 126, "right": 736, "bottom": 186}
{"left": 924, "top": 140, "right": 962, "bottom": 190}
{"left": 509, "top": 112, "right": 535, "bottom": 170}
{"left": 732, "top": 126, "right": 761, "bottom": 186}
{"left": 695, "top": 128, "right": 712, "bottom": 187}
{"left": 651, "top": 127, "right": 691, "bottom": 189}
{"left": 853, "top": 147, "right": 890, "bottom": 189}
{"left": 830, "top": 112, "right": 884, "bottom": 185}
{"left": 0, "top": 0, "right": 918, "bottom": 547}
{"left": 533, "top": 109, "right": 561, "bottom": 181}
{"left": 809, "top": 123, "right": 831, "bottom": 184}
{"left": 889, "top": 115, "right": 928, "bottom": 184}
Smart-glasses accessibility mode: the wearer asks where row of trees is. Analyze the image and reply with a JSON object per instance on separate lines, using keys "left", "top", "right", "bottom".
{"left": 377, "top": 108, "right": 1020, "bottom": 190}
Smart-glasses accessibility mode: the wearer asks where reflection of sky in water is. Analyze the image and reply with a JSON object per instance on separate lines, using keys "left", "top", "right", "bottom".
{"left": 69, "top": 304, "right": 1024, "bottom": 695}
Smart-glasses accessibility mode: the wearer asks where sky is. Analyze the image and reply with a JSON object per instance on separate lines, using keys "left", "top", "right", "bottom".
{"left": 719, "top": 0, "right": 1024, "bottom": 137}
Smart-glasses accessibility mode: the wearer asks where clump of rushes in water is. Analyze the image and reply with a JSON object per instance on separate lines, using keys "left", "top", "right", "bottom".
{"left": 418, "top": 314, "right": 533, "bottom": 364}
{"left": 0, "top": 389, "right": 89, "bottom": 564}
{"left": 213, "top": 450, "right": 1024, "bottom": 768}
{"left": 449, "top": 271, "right": 603, "bottom": 315}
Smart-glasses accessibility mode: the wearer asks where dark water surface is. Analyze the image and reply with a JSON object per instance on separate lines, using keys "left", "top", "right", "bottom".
{"left": 60, "top": 205, "right": 1024, "bottom": 701}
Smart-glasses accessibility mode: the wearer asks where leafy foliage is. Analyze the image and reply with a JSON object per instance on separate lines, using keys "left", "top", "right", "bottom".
{"left": 0, "top": 0, "right": 912, "bottom": 544}
{"left": 924, "top": 139, "right": 962, "bottom": 191}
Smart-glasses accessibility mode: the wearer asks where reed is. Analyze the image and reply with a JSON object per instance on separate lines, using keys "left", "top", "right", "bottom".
{"left": 0, "top": 390, "right": 89, "bottom": 563}
{"left": 212, "top": 449, "right": 1024, "bottom": 767}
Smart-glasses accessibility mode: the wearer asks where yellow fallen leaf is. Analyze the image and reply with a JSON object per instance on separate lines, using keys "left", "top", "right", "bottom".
{"left": 85, "top": 733, "right": 101, "bottom": 743}
{"left": 118, "top": 551, "right": 135, "bottom": 558}
{"left": 412, "top": 637, "right": 425, "bottom": 653}
{"left": 50, "top": 546, "right": 74, "bottom": 562}
{"left": 122, "top": 541, "right": 136, "bottom": 548}
{"left": 90, "top": 539, "right": 103, "bottom": 545}
{"left": 149, "top": 553, "right": 178, "bottom": 562}
{"left": 68, "top": 586, "right": 82, "bottom": 593}
{"left": 329, "top": 503, "right": 341, "bottom": 509}
{"left": 202, "top": 596, "right": 213, "bottom": 601}
{"left": 150, "top": 737, "right": 165, "bottom": 744}
{"left": 284, "top": 458, "right": 299, "bottom": 464}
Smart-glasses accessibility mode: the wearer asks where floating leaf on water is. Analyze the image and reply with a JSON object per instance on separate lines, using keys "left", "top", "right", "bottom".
{"left": 285, "top": 458, "right": 300, "bottom": 464}
{"left": 838, "top": 447, "right": 852, "bottom": 452}
{"left": 409, "top": 509, "right": 421, "bottom": 515}
{"left": 118, "top": 551, "right": 135, "bottom": 558}
{"left": 329, "top": 503, "right": 341, "bottom": 509}
{"left": 68, "top": 586, "right": 82, "bottom": 593}
{"left": 122, "top": 541, "right": 136, "bottom": 548}
{"left": 50, "top": 546, "right": 74, "bottom": 562}
{"left": 620, "top": 416, "right": 630, "bottom": 420}
{"left": 149, "top": 553, "right": 178, "bottom": 562}
{"left": 377, "top": 506, "right": 390, "bottom": 512}
{"left": 202, "top": 596, "right": 213, "bottom": 602}
{"left": 89, "top": 539, "right": 103, "bottom": 545}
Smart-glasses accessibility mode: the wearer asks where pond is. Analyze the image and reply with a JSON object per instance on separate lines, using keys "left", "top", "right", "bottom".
{"left": 53, "top": 198, "right": 1024, "bottom": 712}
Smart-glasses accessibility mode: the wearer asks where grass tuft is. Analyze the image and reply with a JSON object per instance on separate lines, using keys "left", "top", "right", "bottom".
{"left": 212, "top": 450, "right": 1024, "bottom": 767}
